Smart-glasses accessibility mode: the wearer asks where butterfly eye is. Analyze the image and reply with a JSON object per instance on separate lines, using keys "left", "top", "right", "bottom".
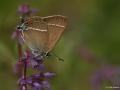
{"left": 17, "top": 25, "right": 21, "bottom": 29}
{"left": 17, "top": 25, "right": 24, "bottom": 31}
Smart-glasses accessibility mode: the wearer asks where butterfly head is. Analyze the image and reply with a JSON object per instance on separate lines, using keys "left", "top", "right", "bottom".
{"left": 17, "top": 23, "right": 28, "bottom": 31}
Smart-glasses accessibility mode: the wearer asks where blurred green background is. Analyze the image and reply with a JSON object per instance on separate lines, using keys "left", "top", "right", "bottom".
{"left": 0, "top": 0, "right": 120, "bottom": 90}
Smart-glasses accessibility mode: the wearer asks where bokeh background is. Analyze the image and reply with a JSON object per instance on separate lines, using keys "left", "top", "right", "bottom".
{"left": 0, "top": 0, "right": 120, "bottom": 90}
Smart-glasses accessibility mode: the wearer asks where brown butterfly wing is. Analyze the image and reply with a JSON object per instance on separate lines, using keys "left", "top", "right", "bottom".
{"left": 43, "top": 15, "right": 68, "bottom": 52}
{"left": 22, "top": 16, "right": 49, "bottom": 52}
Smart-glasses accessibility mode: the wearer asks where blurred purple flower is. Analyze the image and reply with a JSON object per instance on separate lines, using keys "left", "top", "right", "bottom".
{"left": 21, "top": 51, "right": 46, "bottom": 71}
{"left": 18, "top": 4, "right": 30, "bottom": 14}
{"left": 18, "top": 72, "right": 55, "bottom": 90}
{"left": 30, "top": 60, "right": 46, "bottom": 71}
{"left": 91, "top": 72, "right": 101, "bottom": 90}
{"left": 44, "top": 72, "right": 56, "bottom": 79}
{"left": 18, "top": 77, "right": 27, "bottom": 90}
{"left": 18, "top": 4, "right": 38, "bottom": 15}
{"left": 33, "top": 82, "right": 43, "bottom": 90}
{"left": 90, "top": 65, "right": 120, "bottom": 90}
{"left": 18, "top": 77, "right": 26, "bottom": 85}
{"left": 42, "top": 80, "right": 51, "bottom": 90}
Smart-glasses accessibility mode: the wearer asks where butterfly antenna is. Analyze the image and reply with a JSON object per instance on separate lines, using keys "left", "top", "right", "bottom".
{"left": 50, "top": 52, "right": 64, "bottom": 61}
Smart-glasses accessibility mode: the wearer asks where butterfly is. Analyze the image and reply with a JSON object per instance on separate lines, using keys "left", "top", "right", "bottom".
{"left": 19, "top": 15, "right": 68, "bottom": 59}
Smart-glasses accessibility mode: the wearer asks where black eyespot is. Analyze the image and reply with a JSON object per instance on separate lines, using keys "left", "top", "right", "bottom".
{"left": 17, "top": 25, "right": 22, "bottom": 29}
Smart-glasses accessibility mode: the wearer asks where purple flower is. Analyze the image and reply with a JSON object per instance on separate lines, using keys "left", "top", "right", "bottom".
{"left": 21, "top": 51, "right": 46, "bottom": 71}
{"left": 29, "top": 57, "right": 45, "bottom": 71}
{"left": 91, "top": 71, "right": 102, "bottom": 90}
{"left": 33, "top": 82, "right": 43, "bottom": 90}
{"left": 18, "top": 72, "right": 54, "bottom": 90}
{"left": 42, "top": 80, "right": 51, "bottom": 90}
{"left": 18, "top": 4, "right": 30, "bottom": 14}
{"left": 18, "top": 77, "right": 26, "bottom": 85}
{"left": 44, "top": 72, "right": 56, "bottom": 79}
{"left": 90, "top": 65, "right": 120, "bottom": 90}
{"left": 18, "top": 4, "right": 38, "bottom": 15}
{"left": 18, "top": 77, "right": 27, "bottom": 90}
